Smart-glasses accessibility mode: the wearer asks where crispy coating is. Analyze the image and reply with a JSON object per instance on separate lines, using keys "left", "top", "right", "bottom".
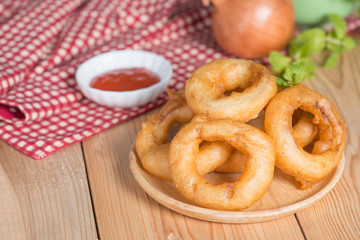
{"left": 135, "top": 89, "right": 194, "bottom": 180}
{"left": 185, "top": 58, "right": 277, "bottom": 122}
{"left": 293, "top": 110, "right": 319, "bottom": 149}
{"left": 135, "top": 90, "right": 234, "bottom": 180}
{"left": 196, "top": 141, "right": 233, "bottom": 175}
{"left": 264, "top": 85, "right": 346, "bottom": 189}
{"left": 215, "top": 110, "right": 318, "bottom": 173}
{"left": 215, "top": 150, "right": 247, "bottom": 173}
{"left": 169, "top": 116, "right": 276, "bottom": 210}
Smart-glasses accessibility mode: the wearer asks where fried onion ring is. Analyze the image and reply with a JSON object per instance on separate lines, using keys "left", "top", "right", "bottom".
{"left": 169, "top": 116, "right": 276, "bottom": 210}
{"left": 185, "top": 59, "right": 277, "bottom": 121}
{"left": 196, "top": 141, "right": 233, "bottom": 175}
{"left": 135, "top": 90, "right": 234, "bottom": 180}
{"left": 293, "top": 111, "right": 318, "bottom": 149}
{"left": 135, "top": 89, "right": 194, "bottom": 180}
{"left": 215, "top": 150, "right": 247, "bottom": 173}
{"left": 264, "top": 85, "right": 346, "bottom": 189}
{"left": 215, "top": 110, "right": 318, "bottom": 173}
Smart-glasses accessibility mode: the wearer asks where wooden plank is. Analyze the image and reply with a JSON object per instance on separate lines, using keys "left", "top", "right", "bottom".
{"left": 0, "top": 142, "right": 97, "bottom": 240}
{"left": 83, "top": 112, "right": 304, "bottom": 239}
{"left": 295, "top": 32, "right": 360, "bottom": 239}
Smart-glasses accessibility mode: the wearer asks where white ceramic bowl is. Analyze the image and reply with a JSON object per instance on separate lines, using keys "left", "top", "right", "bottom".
{"left": 76, "top": 50, "right": 172, "bottom": 108}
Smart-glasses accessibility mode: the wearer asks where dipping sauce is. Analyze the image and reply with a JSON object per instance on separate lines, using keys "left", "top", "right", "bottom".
{"left": 90, "top": 67, "right": 160, "bottom": 91}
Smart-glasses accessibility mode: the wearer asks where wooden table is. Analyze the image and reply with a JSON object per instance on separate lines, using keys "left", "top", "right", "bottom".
{"left": 1, "top": 31, "right": 360, "bottom": 240}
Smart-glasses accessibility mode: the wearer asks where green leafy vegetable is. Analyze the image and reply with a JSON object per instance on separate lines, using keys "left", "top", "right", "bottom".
{"left": 324, "top": 51, "right": 340, "bottom": 68}
{"left": 326, "top": 33, "right": 344, "bottom": 52}
{"left": 268, "top": 51, "right": 291, "bottom": 73}
{"left": 275, "top": 74, "right": 293, "bottom": 88}
{"left": 296, "top": 58, "right": 316, "bottom": 79}
{"left": 289, "top": 28, "right": 326, "bottom": 58}
{"left": 279, "top": 61, "right": 315, "bottom": 87}
{"left": 342, "top": 36, "right": 357, "bottom": 50}
{"left": 328, "top": 13, "right": 346, "bottom": 39}
{"left": 282, "top": 62, "right": 305, "bottom": 86}
{"left": 323, "top": 14, "right": 357, "bottom": 67}
{"left": 269, "top": 13, "right": 357, "bottom": 87}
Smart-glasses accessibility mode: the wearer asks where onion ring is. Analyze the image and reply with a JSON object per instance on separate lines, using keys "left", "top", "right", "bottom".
{"left": 293, "top": 110, "right": 318, "bottom": 149}
{"left": 264, "top": 85, "right": 346, "bottom": 189}
{"left": 169, "top": 115, "right": 276, "bottom": 210}
{"left": 185, "top": 59, "right": 277, "bottom": 121}
{"left": 216, "top": 110, "right": 318, "bottom": 173}
{"left": 215, "top": 150, "right": 247, "bottom": 173}
{"left": 196, "top": 141, "right": 233, "bottom": 175}
{"left": 135, "top": 89, "right": 194, "bottom": 180}
{"left": 135, "top": 90, "right": 234, "bottom": 180}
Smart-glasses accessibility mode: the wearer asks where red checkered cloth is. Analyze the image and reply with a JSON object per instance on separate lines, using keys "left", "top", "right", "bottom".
{"left": 0, "top": 0, "right": 359, "bottom": 159}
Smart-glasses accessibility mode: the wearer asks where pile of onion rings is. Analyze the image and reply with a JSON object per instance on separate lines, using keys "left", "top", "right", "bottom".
{"left": 135, "top": 58, "right": 346, "bottom": 210}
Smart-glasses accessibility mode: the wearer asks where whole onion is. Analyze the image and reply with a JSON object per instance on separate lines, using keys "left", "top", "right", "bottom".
{"left": 203, "top": 0, "right": 295, "bottom": 59}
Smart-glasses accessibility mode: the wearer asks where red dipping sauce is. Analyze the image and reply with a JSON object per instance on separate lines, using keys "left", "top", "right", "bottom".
{"left": 90, "top": 67, "right": 160, "bottom": 91}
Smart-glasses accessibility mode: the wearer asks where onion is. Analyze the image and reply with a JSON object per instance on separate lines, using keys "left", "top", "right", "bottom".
{"left": 203, "top": 0, "right": 295, "bottom": 59}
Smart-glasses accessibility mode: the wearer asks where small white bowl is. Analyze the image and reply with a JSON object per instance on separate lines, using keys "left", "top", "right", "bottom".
{"left": 76, "top": 50, "right": 172, "bottom": 108}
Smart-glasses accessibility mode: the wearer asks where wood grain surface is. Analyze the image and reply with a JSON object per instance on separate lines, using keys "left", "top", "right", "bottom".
{"left": 1, "top": 31, "right": 359, "bottom": 240}
{"left": 0, "top": 142, "right": 97, "bottom": 240}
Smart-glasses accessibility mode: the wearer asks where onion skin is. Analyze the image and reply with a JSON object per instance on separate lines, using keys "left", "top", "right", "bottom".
{"left": 206, "top": 0, "right": 295, "bottom": 59}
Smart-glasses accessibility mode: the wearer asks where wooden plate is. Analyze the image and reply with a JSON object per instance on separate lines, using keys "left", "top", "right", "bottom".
{"left": 129, "top": 149, "right": 345, "bottom": 223}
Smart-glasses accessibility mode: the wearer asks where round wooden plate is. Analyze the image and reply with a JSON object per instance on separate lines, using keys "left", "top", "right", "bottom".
{"left": 129, "top": 149, "right": 345, "bottom": 224}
